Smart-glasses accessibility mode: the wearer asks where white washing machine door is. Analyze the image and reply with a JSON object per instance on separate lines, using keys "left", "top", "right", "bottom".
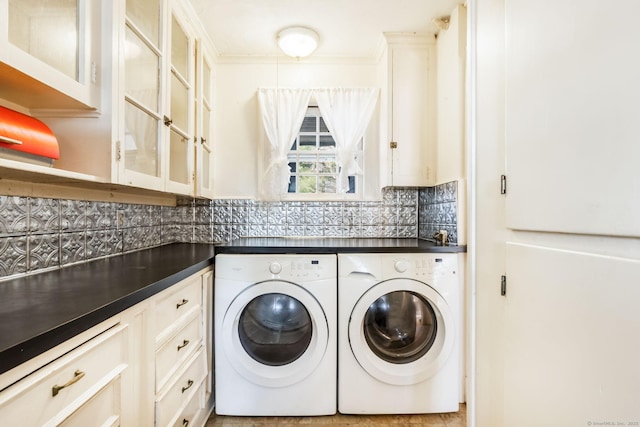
{"left": 222, "top": 280, "right": 329, "bottom": 388}
{"left": 348, "top": 278, "right": 455, "bottom": 386}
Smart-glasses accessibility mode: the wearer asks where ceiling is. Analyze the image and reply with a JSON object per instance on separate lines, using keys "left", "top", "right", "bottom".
{"left": 187, "top": 0, "right": 463, "bottom": 58}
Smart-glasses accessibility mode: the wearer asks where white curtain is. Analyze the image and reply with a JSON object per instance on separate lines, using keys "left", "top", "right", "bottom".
{"left": 314, "top": 88, "right": 379, "bottom": 193}
{"left": 257, "top": 88, "right": 312, "bottom": 199}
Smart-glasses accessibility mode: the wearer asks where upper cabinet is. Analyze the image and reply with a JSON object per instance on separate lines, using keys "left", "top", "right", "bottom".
{"left": 165, "top": 5, "right": 196, "bottom": 195}
{"left": 119, "top": 0, "right": 195, "bottom": 195}
{"left": 0, "top": 0, "right": 101, "bottom": 111}
{"left": 194, "top": 39, "right": 215, "bottom": 199}
{"left": 381, "top": 33, "right": 436, "bottom": 188}
{"left": 120, "top": 0, "right": 165, "bottom": 190}
{"left": 0, "top": 0, "right": 212, "bottom": 198}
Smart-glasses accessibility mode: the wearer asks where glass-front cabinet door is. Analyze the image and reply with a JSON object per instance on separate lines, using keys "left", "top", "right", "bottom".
{"left": 119, "top": 0, "right": 195, "bottom": 194}
{"left": 121, "top": 0, "right": 164, "bottom": 190}
{"left": 165, "top": 8, "right": 195, "bottom": 195}
{"left": 195, "top": 40, "right": 215, "bottom": 198}
{"left": 0, "top": 0, "right": 100, "bottom": 109}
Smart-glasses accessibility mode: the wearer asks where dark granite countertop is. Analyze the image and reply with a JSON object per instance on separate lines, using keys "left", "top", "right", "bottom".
{"left": 0, "top": 243, "right": 216, "bottom": 377}
{"left": 214, "top": 237, "right": 467, "bottom": 254}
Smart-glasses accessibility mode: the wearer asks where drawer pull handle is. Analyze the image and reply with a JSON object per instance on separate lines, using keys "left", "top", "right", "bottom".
{"left": 176, "top": 299, "right": 189, "bottom": 309}
{"left": 52, "top": 370, "right": 85, "bottom": 397}
{"left": 177, "top": 339, "right": 190, "bottom": 351}
{"left": 182, "top": 379, "right": 194, "bottom": 393}
{"left": 182, "top": 419, "right": 189, "bottom": 427}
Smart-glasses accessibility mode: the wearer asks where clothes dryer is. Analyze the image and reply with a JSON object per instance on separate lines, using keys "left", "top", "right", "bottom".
{"left": 338, "top": 253, "right": 460, "bottom": 414}
{"left": 215, "top": 254, "right": 337, "bottom": 416}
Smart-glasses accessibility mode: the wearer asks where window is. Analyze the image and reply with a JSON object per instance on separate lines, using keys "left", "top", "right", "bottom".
{"left": 287, "top": 107, "right": 362, "bottom": 195}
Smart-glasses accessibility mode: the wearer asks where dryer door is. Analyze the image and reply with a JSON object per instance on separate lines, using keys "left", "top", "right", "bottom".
{"left": 222, "top": 280, "right": 329, "bottom": 387}
{"left": 348, "top": 278, "right": 455, "bottom": 386}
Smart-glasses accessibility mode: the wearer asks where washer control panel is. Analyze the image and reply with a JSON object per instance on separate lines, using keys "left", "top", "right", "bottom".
{"left": 285, "top": 259, "right": 329, "bottom": 279}
{"left": 389, "top": 256, "right": 455, "bottom": 279}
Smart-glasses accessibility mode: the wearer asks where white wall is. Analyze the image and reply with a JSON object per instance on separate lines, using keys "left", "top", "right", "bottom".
{"left": 436, "top": 5, "right": 468, "bottom": 250}
{"left": 213, "top": 58, "right": 381, "bottom": 199}
{"left": 436, "top": 4, "right": 467, "bottom": 185}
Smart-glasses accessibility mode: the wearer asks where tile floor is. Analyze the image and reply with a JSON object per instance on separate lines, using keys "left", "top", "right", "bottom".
{"left": 205, "top": 404, "right": 466, "bottom": 426}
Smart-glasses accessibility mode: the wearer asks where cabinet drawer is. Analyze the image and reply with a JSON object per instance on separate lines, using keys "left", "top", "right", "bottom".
{"left": 59, "top": 377, "right": 121, "bottom": 427}
{"left": 0, "top": 324, "right": 127, "bottom": 426}
{"left": 170, "top": 381, "right": 206, "bottom": 427}
{"left": 155, "top": 275, "right": 202, "bottom": 338}
{"left": 156, "top": 348, "right": 207, "bottom": 427}
{"left": 156, "top": 311, "right": 203, "bottom": 393}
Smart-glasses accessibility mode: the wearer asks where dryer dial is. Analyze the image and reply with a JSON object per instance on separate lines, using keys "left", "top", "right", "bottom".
{"left": 394, "top": 259, "right": 409, "bottom": 273}
{"left": 269, "top": 262, "right": 282, "bottom": 275}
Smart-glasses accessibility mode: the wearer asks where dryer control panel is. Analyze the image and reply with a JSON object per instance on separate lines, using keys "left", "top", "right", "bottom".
{"left": 215, "top": 254, "right": 337, "bottom": 281}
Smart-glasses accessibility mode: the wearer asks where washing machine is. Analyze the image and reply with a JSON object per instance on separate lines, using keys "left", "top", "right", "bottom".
{"left": 338, "top": 253, "right": 460, "bottom": 414}
{"left": 214, "top": 253, "right": 337, "bottom": 416}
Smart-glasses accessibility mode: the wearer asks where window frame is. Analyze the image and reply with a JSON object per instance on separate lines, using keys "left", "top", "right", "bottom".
{"left": 283, "top": 105, "right": 364, "bottom": 201}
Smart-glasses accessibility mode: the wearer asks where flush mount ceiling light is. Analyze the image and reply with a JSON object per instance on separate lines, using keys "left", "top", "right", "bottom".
{"left": 277, "top": 26, "right": 319, "bottom": 58}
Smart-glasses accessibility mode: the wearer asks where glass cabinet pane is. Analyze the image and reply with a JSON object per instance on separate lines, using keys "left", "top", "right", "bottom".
{"left": 125, "top": 27, "right": 159, "bottom": 111}
{"left": 171, "top": 16, "right": 189, "bottom": 79}
{"left": 200, "top": 56, "right": 213, "bottom": 191}
{"left": 126, "top": 0, "right": 160, "bottom": 46}
{"left": 8, "top": 0, "right": 79, "bottom": 80}
{"left": 124, "top": 102, "right": 160, "bottom": 177}
{"left": 202, "top": 104, "right": 212, "bottom": 185}
{"left": 202, "top": 144, "right": 211, "bottom": 184}
{"left": 203, "top": 59, "right": 212, "bottom": 103}
{"left": 170, "top": 72, "right": 188, "bottom": 131}
{"left": 169, "top": 130, "right": 189, "bottom": 184}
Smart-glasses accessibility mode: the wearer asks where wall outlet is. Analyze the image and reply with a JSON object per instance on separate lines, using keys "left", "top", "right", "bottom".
{"left": 116, "top": 209, "right": 125, "bottom": 230}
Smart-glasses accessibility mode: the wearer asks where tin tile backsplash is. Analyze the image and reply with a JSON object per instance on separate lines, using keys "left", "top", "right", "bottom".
{"left": 206, "top": 188, "right": 423, "bottom": 243}
{"left": 0, "top": 182, "right": 458, "bottom": 279}
{"left": 418, "top": 181, "right": 459, "bottom": 244}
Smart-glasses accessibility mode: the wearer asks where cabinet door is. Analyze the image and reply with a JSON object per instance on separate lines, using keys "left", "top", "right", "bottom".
{"left": 0, "top": 0, "right": 100, "bottom": 110}
{"left": 386, "top": 37, "right": 436, "bottom": 187}
{"left": 504, "top": 0, "right": 640, "bottom": 237}
{"left": 195, "top": 41, "right": 215, "bottom": 198}
{"left": 201, "top": 269, "right": 214, "bottom": 402}
{"left": 164, "top": 5, "right": 195, "bottom": 195}
{"left": 120, "top": 0, "right": 165, "bottom": 191}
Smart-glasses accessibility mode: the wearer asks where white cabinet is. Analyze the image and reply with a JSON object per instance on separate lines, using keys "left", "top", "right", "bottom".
{"left": 117, "top": 0, "right": 195, "bottom": 195}
{"left": 383, "top": 33, "right": 436, "bottom": 187}
{"left": 165, "top": 3, "right": 196, "bottom": 195}
{"left": 0, "top": 266, "right": 214, "bottom": 427}
{"left": 0, "top": 322, "right": 130, "bottom": 426}
{"left": 0, "top": 0, "right": 101, "bottom": 111}
{"left": 503, "top": 0, "right": 640, "bottom": 237}
{"left": 119, "top": 0, "right": 165, "bottom": 190}
{"left": 194, "top": 40, "right": 215, "bottom": 199}
{"left": 152, "top": 268, "right": 212, "bottom": 427}
{"left": 0, "top": 0, "right": 212, "bottom": 198}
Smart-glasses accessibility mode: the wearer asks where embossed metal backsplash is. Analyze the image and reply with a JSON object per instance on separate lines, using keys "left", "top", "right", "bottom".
{"left": 0, "top": 183, "right": 457, "bottom": 278}
{"left": 418, "top": 181, "right": 459, "bottom": 244}
{"left": 207, "top": 187, "right": 421, "bottom": 243}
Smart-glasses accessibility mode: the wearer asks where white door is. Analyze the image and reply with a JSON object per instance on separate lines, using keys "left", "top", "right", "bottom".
{"left": 475, "top": 0, "right": 640, "bottom": 426}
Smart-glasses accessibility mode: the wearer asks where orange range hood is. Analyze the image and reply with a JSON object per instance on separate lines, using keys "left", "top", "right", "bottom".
{"left": 0, "top": 106, "right": 60, "bottom": 167}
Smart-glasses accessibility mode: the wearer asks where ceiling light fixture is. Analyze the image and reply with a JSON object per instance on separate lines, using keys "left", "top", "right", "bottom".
{"left": 277, "top": 26, "right": 319, "bottom": 58}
